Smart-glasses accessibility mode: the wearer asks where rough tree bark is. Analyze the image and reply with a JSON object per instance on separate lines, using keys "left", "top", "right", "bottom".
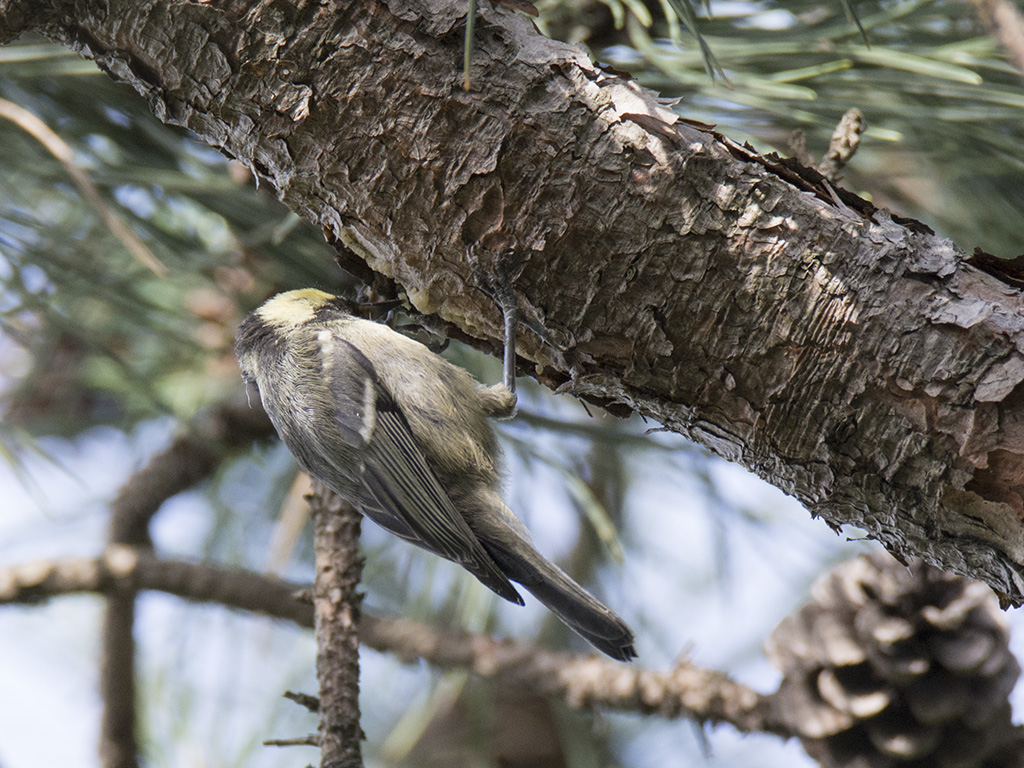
{"left": 2, "top": 0, "right": 1023, "bottom": 600}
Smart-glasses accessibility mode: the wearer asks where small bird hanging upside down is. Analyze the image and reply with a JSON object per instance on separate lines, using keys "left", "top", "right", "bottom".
{"left": 236, "top": 288, "right": 637, "bottom": 661}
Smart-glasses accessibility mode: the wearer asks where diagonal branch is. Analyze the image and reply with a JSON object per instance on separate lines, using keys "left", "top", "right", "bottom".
{"left": 0, "top": 96, "right": 166, "bottom": 276}
{"left": 0, "top": 547, "right": 788, "bottom": 736}
{"left": 6, "top": 0, "right": 1024, "bottom": 602}
{"left": 107, "top": 400, "right": 275, "bottom": 547}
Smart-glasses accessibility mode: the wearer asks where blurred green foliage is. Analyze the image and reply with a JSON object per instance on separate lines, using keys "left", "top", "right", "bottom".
{"left": 0, "top": 41, "right": 341, "bottom": 439}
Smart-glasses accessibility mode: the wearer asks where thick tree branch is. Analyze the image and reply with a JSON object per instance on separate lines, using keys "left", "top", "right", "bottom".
{"left": 0, "top": 548, "right": 787, "bottom": 735}
{"left": 4, "top": 0, "right": 1024, "bottom": 601}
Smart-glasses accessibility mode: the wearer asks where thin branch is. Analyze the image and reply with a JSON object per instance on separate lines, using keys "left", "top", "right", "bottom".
{"left": 310, "top": 481, "right": 365, "bottom": 768}
{"left": 264, "top": 735, "right": 320, "bottom": 747}
{"left": 0, "top": 548, "right": 789, "bottom": 736}
{"left": 360, "top": 618, "right": 784, "bottom": 733}
{"left": 285, "top": 690, "right": 322, "bottom": 712}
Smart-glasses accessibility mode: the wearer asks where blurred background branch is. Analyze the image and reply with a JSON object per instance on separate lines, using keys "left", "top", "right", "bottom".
{"left": 0, "top": 545, "right": 783, "bottom": 734}
{"left": 4, "top": 545, "right": 1023, "bottom": 768}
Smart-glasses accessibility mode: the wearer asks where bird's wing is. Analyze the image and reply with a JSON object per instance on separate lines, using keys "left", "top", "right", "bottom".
{"left": 318, "top": 330, "right": 523, "bottom": 605}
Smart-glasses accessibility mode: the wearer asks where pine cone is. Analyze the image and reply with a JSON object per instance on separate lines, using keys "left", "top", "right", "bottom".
{"left": 766, "top": 551, "right": 1023, "bottom": 768}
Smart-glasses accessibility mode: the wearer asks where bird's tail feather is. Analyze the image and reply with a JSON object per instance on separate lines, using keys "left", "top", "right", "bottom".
{"left": 485, "top": 541, "right": 637, "bottom": 661}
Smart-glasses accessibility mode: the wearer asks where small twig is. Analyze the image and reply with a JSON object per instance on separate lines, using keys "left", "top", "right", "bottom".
{"left": 310, "top": 481, "right": 365, "bottom": 768}
{"left": 285, "top": 690, "right": 322, "bottom": 713}
{"left": 264, "top": 734, "right": 321, "bottom": 747}
{"left": 0, "top": 546, "right": 313, "bottom": 622}
{"left": 0, "top": 548, "right": 789, "bottom": 736}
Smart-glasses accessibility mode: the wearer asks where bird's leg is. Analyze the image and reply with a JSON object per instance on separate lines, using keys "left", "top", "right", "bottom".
{"left": 468, "top": 246, "right": 519, "bottom": 418}
{"left": 494, "top": 252, "right": 518, "bottom": 399}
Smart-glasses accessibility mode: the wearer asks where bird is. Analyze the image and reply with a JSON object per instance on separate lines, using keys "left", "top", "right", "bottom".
{"left": 236, "top": 288, "right": 637, "bottom": 660}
